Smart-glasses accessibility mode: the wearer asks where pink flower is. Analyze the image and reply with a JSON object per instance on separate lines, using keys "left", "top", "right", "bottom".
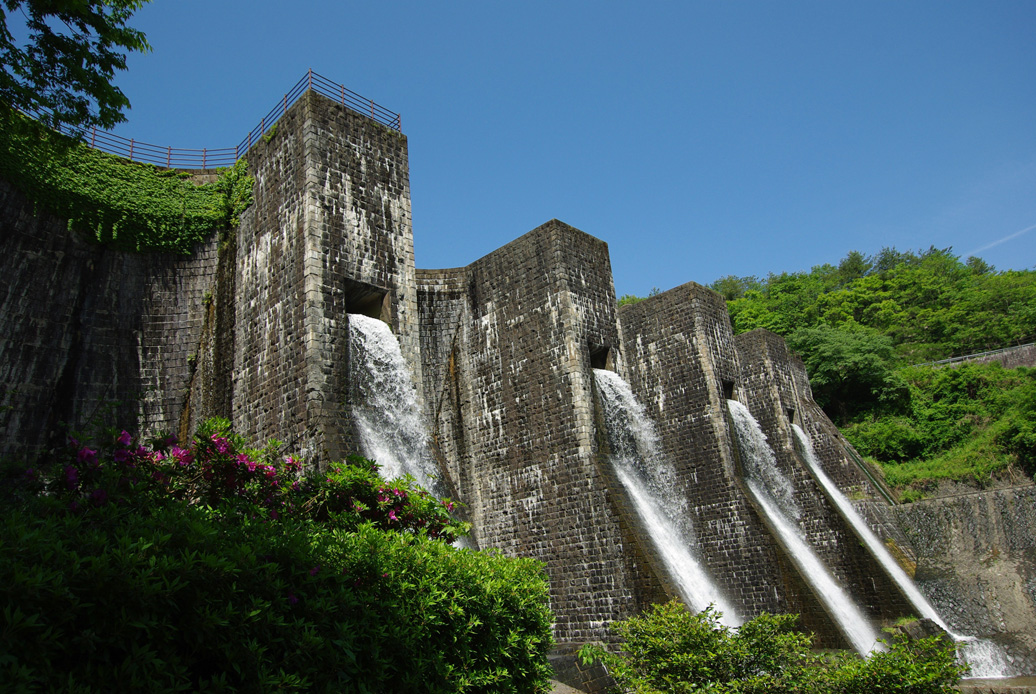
{"left": 117, "top": 430, "right": 132, "bottom": 447}
{"left": 287, "top": 593, "right": 299, "bottom": 606}
{"left": 77, "top": 447, "right": 97, "bottom": 467}
{"left": 309, "top": 566, "right": 320, "bottom": 576}
{"left": 388, "top": 510, "right": 398, "bottom": 522}
{"left": 211, "top": 435, "right": 231, "bottom": 455}
{"left": 62, "top": 465, "right": 79, "bottom": 489}
{"left": 171, "top": 446, "right": 193, "bottom": 466}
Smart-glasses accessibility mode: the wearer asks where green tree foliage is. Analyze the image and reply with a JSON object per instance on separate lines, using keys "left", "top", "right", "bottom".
{"left": 0, "top": 0, "right": 150, "bottom": 130}
{"left": 618, "top": 287, "right": 662, "bottom": 307}
{"left": 726, "top": 247, "right": 1036, "bottom": 492}
{"left": 1, "top": 421, "right": 555, "bottom": 692}
{"left": 708, "top": 274, "right": 761, "bottom": 301}
{"left": 728, "top": 247, "right": 1036, "bottom": 363}
{"left": 846, "top": 363, "right": 1036, "bottom": 493}
{"left": 578, "top": 600, "right": 965, "bottom": 694}
{"left": 785, "top": 325, "right": 907, "bottom": 423}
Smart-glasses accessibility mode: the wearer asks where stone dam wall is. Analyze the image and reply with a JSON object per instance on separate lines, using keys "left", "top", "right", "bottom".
{"left": 2, "top": 90, "right": 1034, "bottom": 686}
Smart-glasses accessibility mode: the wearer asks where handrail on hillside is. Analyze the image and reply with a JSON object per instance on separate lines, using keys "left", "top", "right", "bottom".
{"left": 913, "top": 341, "right": 1035, "bottom": 368}
{"left": 47, "top": 69, "right": 401, "bottom": 169}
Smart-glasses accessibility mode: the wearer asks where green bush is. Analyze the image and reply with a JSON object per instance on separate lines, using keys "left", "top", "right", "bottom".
{"left": 844, "top": 417, "right": 925, "bottom": 463}
{"left": 0, "top": 421, "right": 554, "bottom": 693}
{"left": 846, "top": 364, "right": 1036, "bottom": 493}
{"left": 578, "top": 600, "right": 966, "bottom": 694}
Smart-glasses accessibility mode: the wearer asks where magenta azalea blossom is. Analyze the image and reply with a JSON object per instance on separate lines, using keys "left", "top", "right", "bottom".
{"left": 170, "top": 446, "right": 193, "bottom": 466}
{"left": 117, "top": 430, "right": 132, "bottom": 447}
{"left": 77, "top": 447, "right": 97, "bottom": 467}
{"left": 211, "top": 435, "right": 231, "bottom": 455}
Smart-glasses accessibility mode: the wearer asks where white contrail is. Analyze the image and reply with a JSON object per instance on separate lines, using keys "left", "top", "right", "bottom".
{"left": 964, "top": 222, "right": 1036, "bottom": 257}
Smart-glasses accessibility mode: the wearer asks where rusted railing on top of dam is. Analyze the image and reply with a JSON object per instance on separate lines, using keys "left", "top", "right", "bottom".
{"left": 42, "top": 69, "right": 401, "bottom": 169}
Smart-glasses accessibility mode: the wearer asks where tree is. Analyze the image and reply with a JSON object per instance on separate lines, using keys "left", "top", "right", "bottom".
{"left": 837, "top": 250, "right": 872, "bottom": 284}
{"left": 709, "top": 274, "right": 760, "bottom": 301}
{"left": 786, "top": 324, "right": 907, "bottom": 423}
{"left": 0, "top": 0, "right": 150, "bottom": 130}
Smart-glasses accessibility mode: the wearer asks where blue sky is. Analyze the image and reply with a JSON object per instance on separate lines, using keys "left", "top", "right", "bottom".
{"left": 105, "top": 0, "right": 1036, "bottom": 297}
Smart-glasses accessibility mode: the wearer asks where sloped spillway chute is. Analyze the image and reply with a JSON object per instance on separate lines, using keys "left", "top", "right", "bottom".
{"left": 727, "top": 399, "right": 883, "bottom": 655}
{"left": 594, "top": 368, "right": 740, "bottom": 626}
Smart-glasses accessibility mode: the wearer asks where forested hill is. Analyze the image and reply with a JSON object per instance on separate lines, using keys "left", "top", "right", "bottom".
{"left": 717, "top": 247, "right": 1035, "bottom": 364}
{"left": 705, "top": 247, "right": 1036, "bottom": 499}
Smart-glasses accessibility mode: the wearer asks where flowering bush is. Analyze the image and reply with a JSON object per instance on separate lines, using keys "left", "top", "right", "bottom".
{"left": 1, "top": 420, "right": 551, "bottom": 693}
{"left": 19, "top": 417, "right": 468, "bottom": 543}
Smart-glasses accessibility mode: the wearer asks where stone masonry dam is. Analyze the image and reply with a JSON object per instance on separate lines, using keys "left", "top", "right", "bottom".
{"left": 2, "top": 90, "right": 1034, "bottom": 688}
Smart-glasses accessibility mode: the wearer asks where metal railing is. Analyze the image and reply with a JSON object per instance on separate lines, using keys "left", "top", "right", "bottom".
{"left": 913, "top": 341, "right": 1035, "bottom": 368}
{"left": 47, "top": 69, "right": 401, "bottom": 169}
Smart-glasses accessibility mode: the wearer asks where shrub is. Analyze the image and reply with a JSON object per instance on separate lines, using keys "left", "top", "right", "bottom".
{"left": 578, "top": 600, "right": 966, "bottom": 694}
{"left": 844, "top": 417, "right": 924, "bottom": 463}
{"left": 1, "top": 420, "right": 553, "bottom": 693}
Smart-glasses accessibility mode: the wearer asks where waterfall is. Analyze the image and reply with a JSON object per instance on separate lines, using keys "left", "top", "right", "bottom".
{"left": 727, "top": 400, "right": 883, "bottom": 655}
{"left": 594, "top": 369, "right": 740, "bottom": 625}
{"left": 791, "top": 424, "right": 1012, "bottom": 678}
{"left": 348, "top": 313, "right": 443, "bottom": 495}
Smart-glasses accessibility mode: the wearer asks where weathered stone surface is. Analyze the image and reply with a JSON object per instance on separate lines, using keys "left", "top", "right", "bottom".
{"left": 0, "top": 177, "right": 216, "bottom": 458}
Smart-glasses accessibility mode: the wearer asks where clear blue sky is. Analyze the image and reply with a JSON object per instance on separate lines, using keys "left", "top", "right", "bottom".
{"left": 105, "top": 0, "right": 1036, "bottom": 297}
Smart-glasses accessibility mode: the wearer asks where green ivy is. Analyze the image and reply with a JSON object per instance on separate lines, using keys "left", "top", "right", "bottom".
{"left": 0, "top": 105, "right": 253, "bottom": 254}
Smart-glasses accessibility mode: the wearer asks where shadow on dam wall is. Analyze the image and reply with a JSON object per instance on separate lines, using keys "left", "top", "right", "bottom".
{"left": 2, "top": 89, "right": 1034, "bottom": 690}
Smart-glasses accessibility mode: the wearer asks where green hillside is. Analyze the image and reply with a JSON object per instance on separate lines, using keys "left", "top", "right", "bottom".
{"left": 713, "top": 247, "right": 1035, "bottom": 500}
{"left": 614, "top": 249, "right": 1036, "bottom": 499}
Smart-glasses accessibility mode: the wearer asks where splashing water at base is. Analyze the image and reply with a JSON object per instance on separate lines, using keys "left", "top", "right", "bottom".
{"left": 791, "top": 424, "right": 1013, "bottom": 678}
{"left": 348, "top": 314, "right": 443, "bottom": 495}
{"left": 728, "top": 400, "right": 883, "bottom": 655}
{"left": 595, "top": 369, "right": 740, "bottom": 625}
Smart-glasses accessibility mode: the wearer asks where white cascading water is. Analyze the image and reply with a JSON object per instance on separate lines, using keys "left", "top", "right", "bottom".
{"left": 348, "top": 313, "right": 444, "bottom": 495}
{"left": 727, "top": 399, "right": 883, "bottom": 654}
{"left": 791, "top": 424, "right": 1013, "bottom": 678}
{"left": 595, "top": 369, "right": 741, "bottom": 625}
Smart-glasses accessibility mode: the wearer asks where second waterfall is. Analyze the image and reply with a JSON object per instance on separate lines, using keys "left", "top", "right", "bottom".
{"left": 594, "top": 368, "right": 740, "bottom": 625}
